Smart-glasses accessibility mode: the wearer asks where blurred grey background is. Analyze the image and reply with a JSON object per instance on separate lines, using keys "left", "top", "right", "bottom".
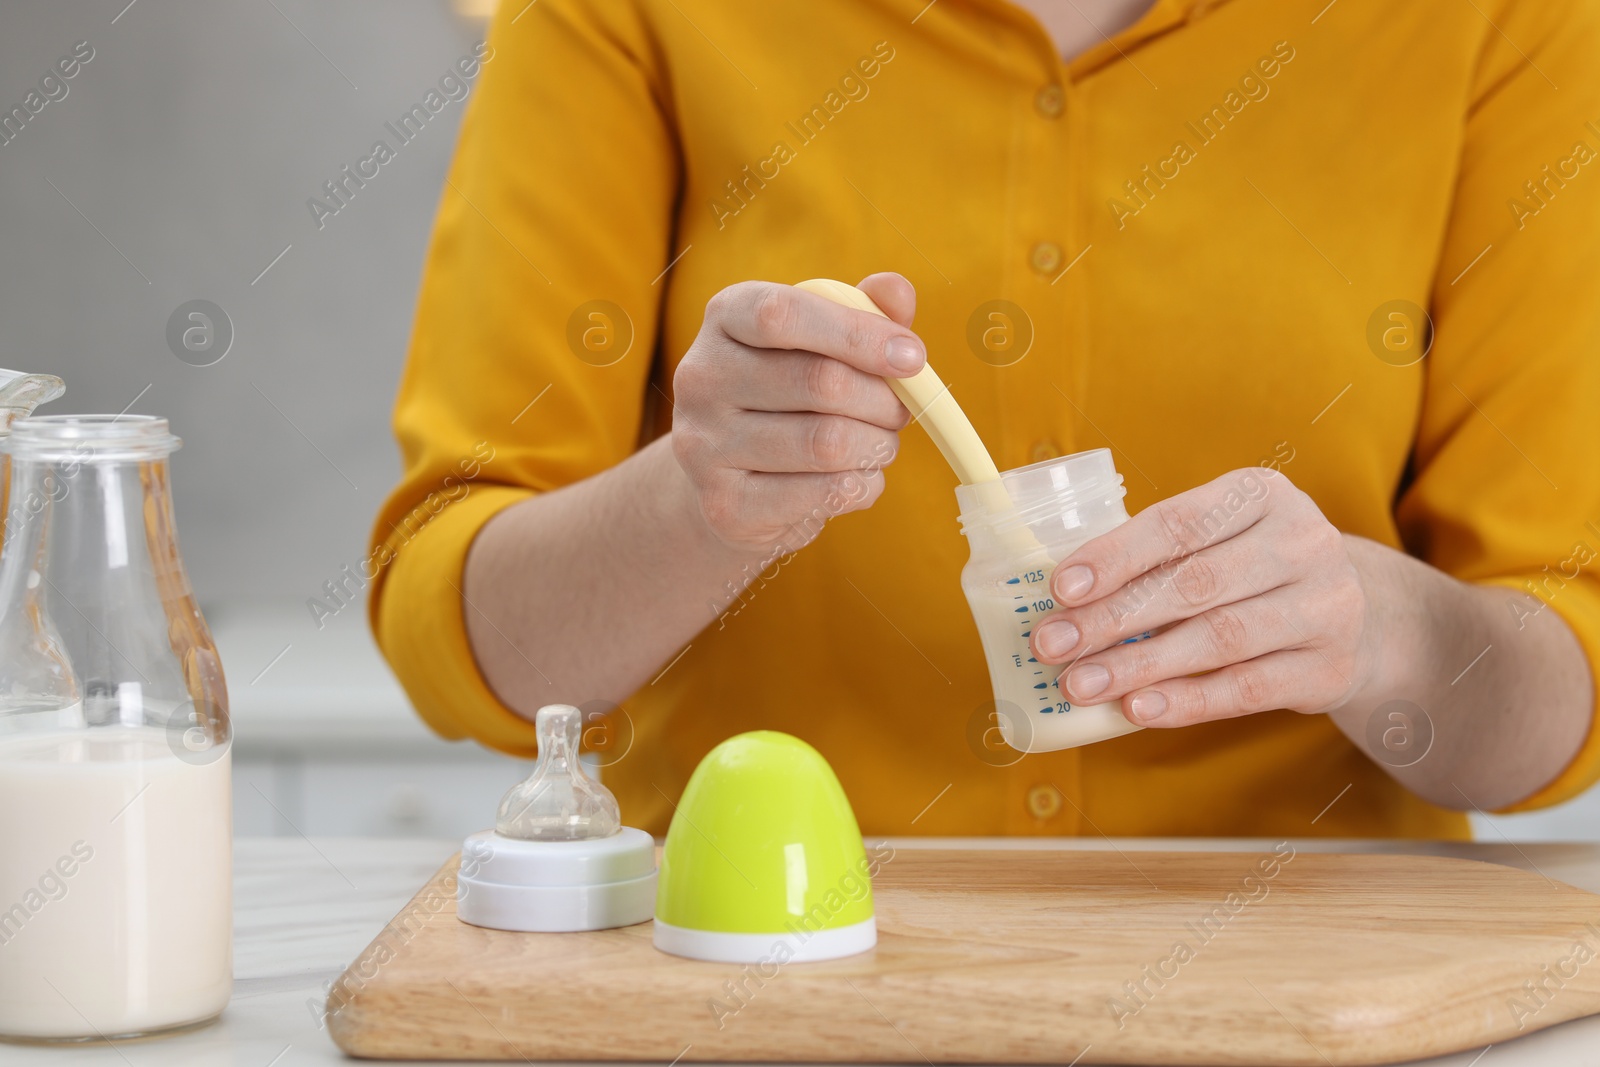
{"left": 0, "top": 0, "right": 533, "bottom": 839}
{"left": 1, "top": 0, "right": 473, "bottom": 601}
{"left": 0, "top": 0, "right": 1592, "bottom": 840}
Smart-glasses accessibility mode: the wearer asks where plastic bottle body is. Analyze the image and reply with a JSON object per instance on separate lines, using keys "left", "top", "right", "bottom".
{"left": 0, "top": 416, "right": 231, "bottom": 1042}
{"left": 956, "top": 449, "right": 1145, "bottom": 753}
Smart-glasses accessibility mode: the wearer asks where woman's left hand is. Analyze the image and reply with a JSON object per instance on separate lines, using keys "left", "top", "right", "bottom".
{"left": 1029, "top": 467, "right": 1380, "bottom": 728}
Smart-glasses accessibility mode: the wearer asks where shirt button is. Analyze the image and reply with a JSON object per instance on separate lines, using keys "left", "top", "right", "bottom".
{"left": 1030, "top": 241, "right": 1063, "bottom": 275}
{"left": 1031, "top": 439, "right": 1062, "bottom": 463}
{"left": 1035, "top": 84, "right": 1064, "bottom": 118}
{"left": 1027, "top": 785, "right": 1063, "bottom": 820}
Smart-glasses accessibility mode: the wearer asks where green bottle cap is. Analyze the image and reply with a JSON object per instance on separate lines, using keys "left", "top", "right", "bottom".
{"left": 653, "top": 731, "right": 876, "bottom": 963}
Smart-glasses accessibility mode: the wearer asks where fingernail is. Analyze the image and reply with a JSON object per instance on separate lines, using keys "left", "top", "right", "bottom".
{"left": 1129, "top": 691, "right": 1167, "bottom": 722}
{"left": 1068, "top": 663, "right": 1109, "bottom": 700}
{"left": 885, "top": 336, "right": 925, "bottom": 374}
{"left": 1034, "top": 620, "right": 1078, "bottom": 660}
{"left": 1056, "top": 565, "right": 1094, "bottom": 601}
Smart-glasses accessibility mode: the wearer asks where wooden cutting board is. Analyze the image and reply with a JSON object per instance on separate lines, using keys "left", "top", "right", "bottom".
{"left": 326, "top": 847, "right": 1600, "bottom": 1065}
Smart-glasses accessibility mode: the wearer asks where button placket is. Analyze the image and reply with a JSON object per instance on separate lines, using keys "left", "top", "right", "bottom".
{"left": 996, "top": 39, "right": 1077, "bottom": 493}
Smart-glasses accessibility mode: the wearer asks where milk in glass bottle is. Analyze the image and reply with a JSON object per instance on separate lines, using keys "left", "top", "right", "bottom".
{"left": 0, "top": 415, "right": 231, "bottom": 1041}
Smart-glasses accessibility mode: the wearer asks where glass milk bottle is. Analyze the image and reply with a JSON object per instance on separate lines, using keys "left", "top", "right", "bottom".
{"left": 956, "top": 448, "right": 1148, "bottom": 753}
{"left": 0, "top": 415, "right": 231, "bottom": 1042}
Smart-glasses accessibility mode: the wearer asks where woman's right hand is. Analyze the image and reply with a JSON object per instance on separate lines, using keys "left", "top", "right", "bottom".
{"left": 670, "top": 272, "right": 926, "bottom": 553}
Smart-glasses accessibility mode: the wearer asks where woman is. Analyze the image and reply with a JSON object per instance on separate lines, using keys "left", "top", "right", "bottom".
{"left": 369, "top": 0, "right": 1600, "bottom": 837}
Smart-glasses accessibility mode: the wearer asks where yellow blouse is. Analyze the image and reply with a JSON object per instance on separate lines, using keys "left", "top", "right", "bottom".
{"left": 370, "top": 0, "right": 1600, "bottom": 837}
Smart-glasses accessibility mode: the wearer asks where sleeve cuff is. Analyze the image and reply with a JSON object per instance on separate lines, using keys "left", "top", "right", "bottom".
{"left": 368, "top": 484, "right": 545, "bottom": 759}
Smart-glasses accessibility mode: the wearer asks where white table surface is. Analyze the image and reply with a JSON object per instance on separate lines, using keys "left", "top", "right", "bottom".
{"left": 8, "top": 836, "right": 1600, "bottom": 1067}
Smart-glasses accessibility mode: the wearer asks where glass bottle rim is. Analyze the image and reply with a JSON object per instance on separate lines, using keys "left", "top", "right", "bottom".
{"left": 1, "top": 414, "right": 182, "bottom": 461}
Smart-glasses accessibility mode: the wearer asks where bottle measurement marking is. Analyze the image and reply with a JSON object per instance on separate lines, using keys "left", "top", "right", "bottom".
{"left": 1001, "top": 569, "right": 1066, "bottom": 709}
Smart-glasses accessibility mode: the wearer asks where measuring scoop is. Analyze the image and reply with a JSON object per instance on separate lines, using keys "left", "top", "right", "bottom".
{"left": 794, "top": 279, "right": 1002, "bottom": 487}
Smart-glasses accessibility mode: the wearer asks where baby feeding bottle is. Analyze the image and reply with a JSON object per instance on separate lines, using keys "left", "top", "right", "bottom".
{"left": 0, "top": 414, "right": 231, "bottom": 1041}
{"left": 788, "top": 281, "right": 1146, "bottom": 756}
{"left": 956, "top": 448, "right": 1145, "bottom": 753}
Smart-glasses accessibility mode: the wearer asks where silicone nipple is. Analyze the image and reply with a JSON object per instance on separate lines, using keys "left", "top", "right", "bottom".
{"left": 495, "top": 704, "right": 620, "bottom": 841}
